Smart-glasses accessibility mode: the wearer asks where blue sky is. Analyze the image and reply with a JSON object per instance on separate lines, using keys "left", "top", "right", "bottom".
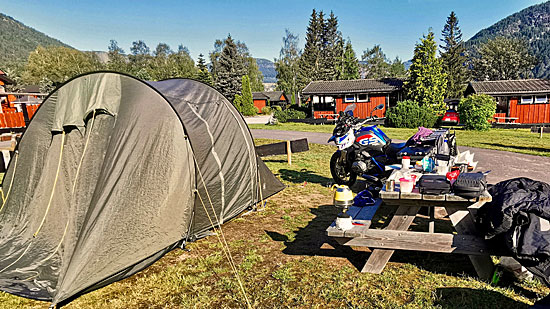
{"left": 0, "top": 0, "right": 544, "bottom": 62}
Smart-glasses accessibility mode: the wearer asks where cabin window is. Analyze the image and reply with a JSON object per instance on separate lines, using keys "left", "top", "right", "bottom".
{"left": 312, "top": 95, "right": 320, "bottom": 103}
{"left": 535, "top": 95, "right": 548, "bottom": 104}
{"left": 324, "top": 96, "right": 334, "bottom": 103}
{"left": 357, "top": 94, "right": 369, "bottom": 102}
{"left": 521, "top": 96, "right": 534, "bottom": 104}
{"left": 344, "top": 95, "right": 355, "bottom": 103}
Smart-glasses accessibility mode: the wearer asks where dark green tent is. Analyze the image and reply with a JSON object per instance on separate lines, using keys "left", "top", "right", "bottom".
{"left": 0, "top": 72, "right": 284, "bottom": 306}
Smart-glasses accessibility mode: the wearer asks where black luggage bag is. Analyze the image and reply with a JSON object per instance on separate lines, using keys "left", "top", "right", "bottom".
{"left": 453, "top": 172, "right": 487, "bottom": 199}
{"left": 397, "top": 145, "right": 434, "bottom": 161}
{"left": 417, "top": 175, "right": 451, "bottom": 195}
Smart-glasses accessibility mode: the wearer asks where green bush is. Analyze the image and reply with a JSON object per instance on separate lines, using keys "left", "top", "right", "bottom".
{"left": 458, "top": 94, "right": 497, "bottom": 131}
{"left": 274, "top": 108, "right": 306, "bottom": 123}
{"left": 273, "top": 105, "right": 283, "bottom": 112}
{"left": 386, "top": 100, "right": 438, "bottom": 128}
{"left": 261, "top": 106, "right": 272, "bottom": 115}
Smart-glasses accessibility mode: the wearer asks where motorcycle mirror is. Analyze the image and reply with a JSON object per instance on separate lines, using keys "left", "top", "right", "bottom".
{"left": 339, "top": 111, "right": 344, "bottom": 117}
{"left": 374, "top": 104, "right": 384, "bottom": 111}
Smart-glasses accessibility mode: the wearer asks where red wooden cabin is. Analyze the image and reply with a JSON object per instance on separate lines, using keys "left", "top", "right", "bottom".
{"left": 252, "top": 91, "right": 289, "bottom": 113}
{"left": 0, "top": 71, "right": 45, "bottom": 130}
{"left": 465, "top": 79, "right": 550, "bottom": 124}
{"left": 302, "top": 78, "right": 405, "bottom": 119}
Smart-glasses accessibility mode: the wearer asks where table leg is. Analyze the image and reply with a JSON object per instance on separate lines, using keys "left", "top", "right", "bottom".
{"left": 361, "top": 205, "right": 421, "bottom": 273}
{"left": 428, "top": 207, "right": 435, "bottom": 233}
{"left": 446, "top": 206, "right": 494, "bottom": 281}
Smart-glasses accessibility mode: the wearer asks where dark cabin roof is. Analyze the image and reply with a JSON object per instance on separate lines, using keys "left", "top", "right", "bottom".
{"left": 0, "top": 69, "right": 14, "bottom": 85}
{"left": 252, "top": 92, "right": 269, "bottom": 100}
{"left": 467, "top": 79, "right": 550, "bottom": 95}
{"left": 252, "top": 91, "right": 287, "bottom": 102}
{"left": 302, "top": 78, "right": 404, "bottom": 95}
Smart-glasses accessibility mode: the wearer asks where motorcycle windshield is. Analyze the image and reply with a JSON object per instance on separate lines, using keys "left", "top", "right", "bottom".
{"left": 343, "top": 103, "right": 356, "bottom": 116}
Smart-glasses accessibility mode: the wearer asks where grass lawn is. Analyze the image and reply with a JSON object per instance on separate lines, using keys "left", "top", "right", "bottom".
{"left": 248, "top": 123, "right": 550, "bottom": 157}
{"left": 1, "top": 140, "right": 548, "bottom": 308}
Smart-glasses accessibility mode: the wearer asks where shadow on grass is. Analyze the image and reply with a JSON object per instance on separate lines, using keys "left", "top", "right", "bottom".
{"left": 265, "top": 203, "right": 485, "bottom": 277}
{"left": 278, "top": 168, "right": 333, "bottom": 185}
{"left": 265, "top": 204, "right": 370, "bottom": 271}
{"left": 435, "top": 287, "right": 528, "bottom": 309}
{"left": 482, "top": 143, "right": 550, "bottom": 153}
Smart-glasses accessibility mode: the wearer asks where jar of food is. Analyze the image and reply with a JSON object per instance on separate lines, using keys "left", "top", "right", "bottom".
{"left": 402, "top": 156, "right": 410, "bottom": 170}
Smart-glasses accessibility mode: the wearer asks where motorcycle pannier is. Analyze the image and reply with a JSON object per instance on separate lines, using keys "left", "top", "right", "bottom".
{"left": 453, "top": 172, "right": 486, "bottom": 199}
{"left": 417, "top": 175, "right": 451, "bottom": 195}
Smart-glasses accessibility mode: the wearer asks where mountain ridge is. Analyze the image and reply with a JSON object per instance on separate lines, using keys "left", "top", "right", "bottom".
{"left": 466, "top": 1, "right": 550, "bottom": 78}
{"left": 0, "top": 12, "right": 70, "bottom": 68}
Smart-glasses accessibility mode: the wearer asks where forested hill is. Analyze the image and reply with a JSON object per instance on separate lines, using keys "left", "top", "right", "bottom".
{"left": 256, "top": 58, "right": 277, "bottom": 83}
{"left": 0, "top": 13, "right": 69, "bottom": 68}
{"left": 466, "top": 1, "right": 550, "bottom": 78}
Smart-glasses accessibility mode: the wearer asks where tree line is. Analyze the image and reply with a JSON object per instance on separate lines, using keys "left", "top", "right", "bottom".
{"left": 274, "top": 10, "right": 536, "bottom": 111}
{"left": 5, "top": 9, "right": 538, "bottom": 118}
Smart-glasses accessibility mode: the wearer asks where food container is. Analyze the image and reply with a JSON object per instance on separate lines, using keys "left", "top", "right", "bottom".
{"left": 399, "top": 177, "right": 414, "bottom": 193}
{"left": 415, "top": 161, "right": 423, "bottom": 171}
{"left": 402, "top": 156, "right": 410, "bottom": 170}
{"left": 385, "top": 179, "right": 395, "bottom": 192}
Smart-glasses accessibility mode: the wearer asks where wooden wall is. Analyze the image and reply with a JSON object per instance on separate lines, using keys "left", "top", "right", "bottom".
{"left": 335, "top": 95, "right": 387, "bottom": 119}
{"left": 508, "top": 97, "right": 550, "bottom": 124}
{"left": 253, "top": 99, "right": 266, "bottom": 113}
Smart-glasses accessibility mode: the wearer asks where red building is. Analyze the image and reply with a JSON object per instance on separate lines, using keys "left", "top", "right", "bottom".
{"left": 252, "top": 91, "right": 289, "bottom": 113}
{"left": 465, "top": 79, "right": 550, "bottom": 124}
{"left": 302, "top": 78, "right": 405, "bottom": 119}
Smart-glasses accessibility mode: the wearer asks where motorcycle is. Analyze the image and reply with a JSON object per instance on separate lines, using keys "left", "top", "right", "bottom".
{"left": 328, "top": 104, "right": 411, "bottom": 186}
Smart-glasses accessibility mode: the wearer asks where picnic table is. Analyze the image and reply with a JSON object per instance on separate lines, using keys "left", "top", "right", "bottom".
{"left": 326, "top": 170, "right": 498, "bottom": 280}
{"left": 494, "top": 116, "right": 519, "bottom": 123}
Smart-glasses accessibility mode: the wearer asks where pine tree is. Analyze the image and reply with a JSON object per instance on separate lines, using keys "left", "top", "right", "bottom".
{"left": 340, "top": 40, "right": 360, "bottom": 80}
{"left": 440, "top": 12, "right": 469, "bottom": 98}
{"left": 362, "top": 45, "right": 390, "bottom": 78}
{"left": 320, "top": 11, "right": 344, "bottom": 80}
{"left": 404, "top": 31, "right": 448, "bottom": 115}
{"left": 215, "top": 35, "right": 246, "bottom": 103}
{"left": 298, "top": 9, "right": 323, "bottom": 88}
{"left": 388, "top": 57, "right": 407, "bottom": 78}
{"left": 196, "top": 53, "right": 213, "bottom": 85}
{"left": 275, "top": 29, "right": 301, "bottom": 104}
{"left": 239, "top": 75, "right": 257, "bottom": 115}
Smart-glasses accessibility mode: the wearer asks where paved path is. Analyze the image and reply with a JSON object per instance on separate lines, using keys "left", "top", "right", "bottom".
{"left": 251, "top": 129, "right": 550, "bottom": 184}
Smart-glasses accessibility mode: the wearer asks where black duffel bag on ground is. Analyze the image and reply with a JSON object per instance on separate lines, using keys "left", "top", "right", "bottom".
{"left": 417, "top": 175, "right": 451, "bottom": 195}
{"left": 453, "top": 172, "right": 487, "bottom": 199}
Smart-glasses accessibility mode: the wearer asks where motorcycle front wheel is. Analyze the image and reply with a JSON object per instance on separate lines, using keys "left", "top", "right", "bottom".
{"left": 330, "top": 152, "right": 357, "bottom": 186}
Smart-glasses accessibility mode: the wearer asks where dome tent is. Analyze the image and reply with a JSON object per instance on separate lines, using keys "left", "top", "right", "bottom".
{"left": 0, "top": 72, "right": 284, "bottom": 306}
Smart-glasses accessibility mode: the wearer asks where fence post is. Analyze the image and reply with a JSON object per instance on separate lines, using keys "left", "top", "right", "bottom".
{"left": 286, "top": 140, "right": 292, "bottom": 165}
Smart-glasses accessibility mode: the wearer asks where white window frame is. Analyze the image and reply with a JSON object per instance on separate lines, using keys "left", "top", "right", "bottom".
{"left": 312, "top": 95, "right": 320, "bottom": 104}
{"left": 356, "top": 93, "right": 369, "bottom": 102}
{"left": 535, "top": 95, "right": 547, "bottom": 104}
{"left": 344, "top": 95, "right": 355, "bottom": 103}
{"left": 324, "top": 96, "right": 334, "bottom": 103}
{"left": 521, "top": 96, "right": 534, "bottom": 104}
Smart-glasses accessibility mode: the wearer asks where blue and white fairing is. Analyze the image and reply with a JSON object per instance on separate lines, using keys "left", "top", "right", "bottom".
{"left": 354, "top": 125, "right": 388, "bottom": 147}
